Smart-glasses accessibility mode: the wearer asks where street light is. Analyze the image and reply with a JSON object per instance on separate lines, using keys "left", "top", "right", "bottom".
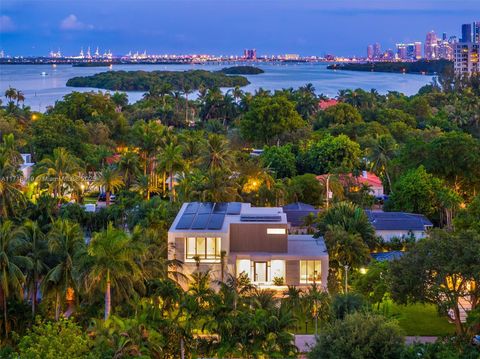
{"left": 343, "top": 264, "right": 350, "bottom": 294}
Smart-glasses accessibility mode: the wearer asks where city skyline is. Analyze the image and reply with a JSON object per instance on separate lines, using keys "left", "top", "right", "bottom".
{"left": 1, "top": 0, "right": 479, "bottom": 56}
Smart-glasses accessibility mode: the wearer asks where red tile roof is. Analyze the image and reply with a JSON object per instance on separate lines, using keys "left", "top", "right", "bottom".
{"left": 318, "top": 99, "right": 338, "bottom": 110}
{"left": 317, "top": 172, "right": 383, "bottom": 188}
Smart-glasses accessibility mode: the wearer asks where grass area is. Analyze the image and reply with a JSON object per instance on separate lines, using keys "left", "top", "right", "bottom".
{"left": 291, "top": 302, "right": 455, "bottom": 336}
{"left": 382, "top": 301, "right": 455, "bottom": 336}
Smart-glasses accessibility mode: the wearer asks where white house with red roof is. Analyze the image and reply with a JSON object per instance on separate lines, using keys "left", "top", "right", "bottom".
{"left": 317, "top": 171, "right": 384, "bottom": 198}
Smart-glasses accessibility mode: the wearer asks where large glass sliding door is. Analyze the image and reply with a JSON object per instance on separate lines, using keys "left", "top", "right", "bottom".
{"left": 254, "top": 261, "right": 268, "bottom": 283}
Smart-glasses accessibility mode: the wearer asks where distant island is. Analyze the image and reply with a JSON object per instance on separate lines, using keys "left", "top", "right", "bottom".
{"left": 219, "top": 66, "right": 265, "bottom": 75}
{"left": 327, "top": 59, "right": 453, "bottom": 75}
{"left": 66, "top": 69, "right": 250, "bottom": 91}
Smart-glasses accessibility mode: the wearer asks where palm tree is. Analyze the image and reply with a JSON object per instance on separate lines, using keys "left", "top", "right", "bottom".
{"left": 131, "top": 174, "right": 159, "bottom": 200}
{"left": 157, "top": 143, "right": 184, "bottom": 201}
{"left": 82, "top": 224, "right": 144, "bottom": 320}
{"left": 316, "top": 201, "right": 377, "bottom": 249}
{"left": 42, "top": 219, "right": 85, "bottom": 320}
{"left": 21, "top": 220, "right": 49, "bottom": 317}
{"left": 15, "top": 90, "right": 25, "bottom": 107}
{"left": 0, "top": 135, "right": 25, "bottom": 218}
{"left": 94, "top": 166, "right": 124, "bottom": 206}
{"left": 111, "top": 92, "right": 128, "bottom": 112}
{"left": 118, "top": 151, "right": 141, "bottom": 189}
{"left": 202, "top": 169, "right": 239, "bottom": 202}
{"left": 4, "top": 87, "right": 17, "bottom": 105}
{"left": 202, "top": 134, "right": 233, "bottom": 172}
{"left": 35, "top": 148, "right": 83, "bottom": 202}
{"left": 367, "top": 134, "right": 398, "bottom": 193}
{"left": 324, "top": 227, "right": 370, "bottom": 293}
{"left": 0, "top": 221, "right": 30, "bottom": 338}
{"left": 182, "top": 84, "right": 193, "bottom": 125}
{"left": 302, "top": 284, "right": 330, "bottom": 335}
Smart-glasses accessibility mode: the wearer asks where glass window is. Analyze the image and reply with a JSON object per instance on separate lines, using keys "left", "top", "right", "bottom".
{"left": 300, "top": 260, "right": 322, "bottom": 284}
{"left": 185, "top": 237, "right": 221, "bottom": 261}
{"left": 267, "top": 228, "right": 286, "bottom": 235}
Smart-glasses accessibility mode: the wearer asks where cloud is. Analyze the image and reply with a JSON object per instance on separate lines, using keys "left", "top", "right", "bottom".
{"left": 60, "top": 14, "right": 94, "bottom": 31}
{"left": 0, "top": 15, "right": 16, "bottom": 32}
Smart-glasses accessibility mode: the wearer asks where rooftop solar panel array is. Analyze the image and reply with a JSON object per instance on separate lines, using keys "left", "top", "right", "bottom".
{"left": 176, "top": 202, "right": 235, "bottom": 230}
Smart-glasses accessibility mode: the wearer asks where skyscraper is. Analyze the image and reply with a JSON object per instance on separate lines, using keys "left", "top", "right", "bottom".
{"left": 474, "top": 21, "right": 480, "bottom": 43}
{"left": 462, "top": 23, "right": 472, "bottom": 43}
{"left": 373, "top": 43, "right": 381, "bottom": 59}
{"left": 243, "top": 49, "right": 257, "bottom": 60}
{"left": 395, "top": 43, "right": 421, "bottom": 60}
{"left": 424, "top": 31, "right": 438, "bottom": 60}
{"left": 367, "top": 44, "right": 374, "bottom": 60}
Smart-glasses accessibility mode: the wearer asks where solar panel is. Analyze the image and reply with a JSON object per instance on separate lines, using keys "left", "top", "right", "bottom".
{"left": 198, "top": 202, "right": 215, "bottom": 214}
{"left": 207, "top": 213, "right": 226, "bottom": 229}
{"left": 191, "top": 213, "right": 211, "bottom": 229}
{"left": 240, "top": 215, "right": 282, "bottom": 222}
{"left": 176, "top": 214, "right": 196, "bottom": 229}
{"left": 184, "top": 202, "right": 199, "bottom": 214}
{"left": 213, "top": 202, "right": 228, "bottom": 213}
{"left": 227, "top": 202, "right": 242, "bottom": 215}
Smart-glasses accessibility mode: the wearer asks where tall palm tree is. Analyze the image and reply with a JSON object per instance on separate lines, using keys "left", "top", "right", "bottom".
{"left": 157, "top": 143, "right": 184, "bottom": 201}
{"left": 367, "top": 134, "right": 398, "bottom": 193}
{"left": 35, "top": 148, "right": 83, "bottom": 202}
{"left": 82, "top": 224, "right": 144, "bottom": 320}
{"left": 15, "top": 90, "right": 25, "bottom": 107}
{"left": 4, "top": 87, "right": 17, "bottom": 105}
{"left": 202, "top": 169, "right": 239, "bottom": 203}
{"left": 42, "top": 219, "right": 85, "bottom": 320}
{"left": 182, "top": 84, "right": 193, "bottom": 125}
{"left": 0, "top": 221, "right": 30, "bottom": 338}
{"left": 0, "top": 135, "right": 25, "bottom": 218}
{"left": 118, "top": 151, "right": 141, "bottom": 189}
{"left": 202, "top": 134, "right": 233, "bottom": 172}
{"left": 21, "top": 220, "right": 49, "bottom": 318}
{"left": 94, "top": 166, "right": 124, "bottom": 206}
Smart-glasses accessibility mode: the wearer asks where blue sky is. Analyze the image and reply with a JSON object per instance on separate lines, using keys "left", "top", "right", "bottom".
{"left": 0, "top": 0, "right": 479, "bottom": 56}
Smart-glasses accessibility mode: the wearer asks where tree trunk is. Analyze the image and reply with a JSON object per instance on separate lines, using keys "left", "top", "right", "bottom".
{"left": 106, "top": 191, "right": 111, "bottom": 207}
{"left": 169, "top": 171, "right": 175, "bottom": 202}
{"left": 105, "top": 270, "right": 111, "bottom": 320}
{"left": 55, "top": 290, "right": 61, "bottom": 321}
{"left": 326, "top": 175, "right": 331, "bottom": 209}
{"left": 32, "top": 276, "right": 37, "bottom": 317}
{"left": 452, "top": 304, "right": 464, "bottom": 335}
{"left": 3, "top": 290, "right": 8, "bottom": 339}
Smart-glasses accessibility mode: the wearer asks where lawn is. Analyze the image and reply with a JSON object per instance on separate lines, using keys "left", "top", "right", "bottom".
{"left": 291, "top": 302, "right": 455, "bottom": 336}
{"left": 382, "top": 301, "right": 455, "bottom": 336}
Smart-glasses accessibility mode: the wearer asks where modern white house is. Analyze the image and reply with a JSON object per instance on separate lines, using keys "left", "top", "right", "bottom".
{"left": 366, "top": 210, "right": 433, "bottom": 241}
{"left": 168, "top": 202, "right": 329, "bottom": 290}
{"left": 20, "top": 153, "right": 35, "bottom": 184}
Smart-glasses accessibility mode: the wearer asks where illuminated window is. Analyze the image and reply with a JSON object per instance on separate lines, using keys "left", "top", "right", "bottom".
{"left": 300, "top": 260, "right": 322, "bottom": 284}
{"left": 267, "top": 228, "right": 286, "bottom": 235}
{"left": 186, "top": 237, "right": 221, "bottom": 260}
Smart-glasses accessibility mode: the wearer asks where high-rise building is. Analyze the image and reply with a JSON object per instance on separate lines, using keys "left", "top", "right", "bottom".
{"left": 454, "top": 42, "right": 479, "bottom": 74}
{"left": 373, "top": 43, "right": 381, "bottom": 59}
{"left": 462, "top": 23, "right": 472, "bottom": 43}
{"left": 425, "top": 31, "right": 438, "bottom": 59}
{"left": 243, "top": 49, "right": 257, "bottom": 60}
{"left": 474, "top": 21, "right": 480, "bottom": 43}
{"left": 396, "top": 43, "right": 421, "bottom": 60}
{"left": 367, "top": 44, "right": 374, "bottom": 60}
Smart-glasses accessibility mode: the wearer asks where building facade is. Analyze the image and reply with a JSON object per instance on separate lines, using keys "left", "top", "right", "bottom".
{"left": 168, "top": 202, "right": 329, "bottom": 289}
{"left": 454, "top": 42, "right": 480, "bottom": 74}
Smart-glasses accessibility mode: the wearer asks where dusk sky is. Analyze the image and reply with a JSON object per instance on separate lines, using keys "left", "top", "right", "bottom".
{"left": 1, "top": 0, "right": 479, "bottom": 57}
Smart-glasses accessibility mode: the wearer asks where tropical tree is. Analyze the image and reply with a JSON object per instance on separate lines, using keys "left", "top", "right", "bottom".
{"left": 42, "top": 219, "right": 85, "bottom": 321}
{"left": 21, "top": 220, "right": 49, "bottom": 318}
{"left": 0, "top": 134, "right": 25, "bottom": 218}
{"left": 157, "top": 143, "right": 184, "bottom": 201}
{"left": 0, "top": 221, "right": 29, "bottom": 338}
{"left": 366, "top": 134, "right": 398, "bottom": 193}
{"left": 4, "top": 87, "right": 17, "bottom": 106}
{"left": 81, "top": 224, "right": 145, "bottom": 320}
{"left": 202, "top": 134, "right": 233, "bottom": 172}
{"left": 35, "top": 148, "right": 83, "bottom": 202}
{"left": 118, "top": 150, "right": 141, "bottom": 189}
{"left": 94, "top": 166, "right": 124, "bottom": 206}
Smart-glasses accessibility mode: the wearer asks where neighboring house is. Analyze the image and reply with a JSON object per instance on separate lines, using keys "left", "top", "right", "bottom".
{"left": 317, "top": 171, "right": 384, "bottom": 198}
{"left": 282, "top": 202, "right": 319, "bottom": 233}
{"left": 168, "top": 202, "right": 329, "bottom": 290}
{"left": 20, "top": 153, "right": 34, "bottom": 184}
{"left": 366, "top": 210, "right": 433, "bottom": 241}
{"left": 318, "top": 98, "right": 338, "bottom": 110}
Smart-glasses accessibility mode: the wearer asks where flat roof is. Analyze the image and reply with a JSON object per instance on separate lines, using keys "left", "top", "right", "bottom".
{"left": 169, "top": 202, "right": 287, "bottom": 234}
